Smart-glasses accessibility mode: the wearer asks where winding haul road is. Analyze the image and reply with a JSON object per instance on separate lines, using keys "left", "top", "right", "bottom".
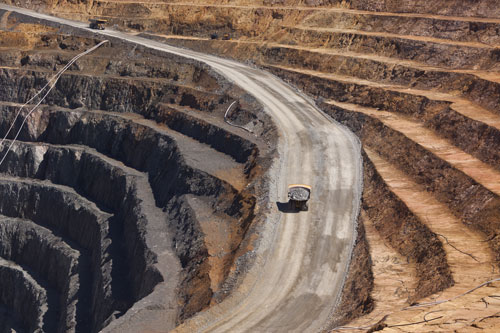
{"left": 0, "top": 4, "right": 363, "bottom": 332}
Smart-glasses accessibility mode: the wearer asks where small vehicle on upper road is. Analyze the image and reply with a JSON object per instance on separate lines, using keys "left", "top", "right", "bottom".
{"left": 89, "top": 19, "right": 107, "bottom": 30}
{"left": 287, "top": 184, "right": 311, "bottom": 211}
{"left": 211, "top": 32, "right": 232, "bottom": 40}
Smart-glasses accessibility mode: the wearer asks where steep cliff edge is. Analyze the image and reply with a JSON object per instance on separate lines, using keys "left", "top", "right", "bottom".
{"left": 0, "top": 16, "right": 277, "bottom": 332}
{"left": 2, "top": 0, "right": 500, "bottom": 331}
{"left": 14, "top": 0, "right": 498, "bottom": 331}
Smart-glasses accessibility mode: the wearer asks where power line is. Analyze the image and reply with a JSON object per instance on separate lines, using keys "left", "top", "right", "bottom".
{"left": 0, "top": 40, "right": 109, "bottom": 167}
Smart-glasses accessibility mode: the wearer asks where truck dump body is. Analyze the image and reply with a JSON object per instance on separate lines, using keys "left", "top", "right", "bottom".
{"left": 288, "top": 187, "right": 310, "bottom": 201}
{"left": 287, "top": 185, "right": 311, "bottom": 211}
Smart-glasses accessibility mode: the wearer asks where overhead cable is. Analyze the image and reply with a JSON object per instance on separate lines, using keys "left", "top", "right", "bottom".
{"left": 0, "top": 40, "right": 109, "bottom": 167}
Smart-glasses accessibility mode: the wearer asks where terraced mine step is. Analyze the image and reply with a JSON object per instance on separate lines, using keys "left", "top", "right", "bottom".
{"left": 253, "top": 43, "right": 500, "bottom": 113}
{"left": 326, "top": 99, "right": 500, "bottom": 197}
{"left": 286, "top": 25, "right": 496, "bottom": 49}
{"left": 168, "top": 0, "right": 500, "bottom": 18}
{"left": 0, "top": 214, "right": 84, "bottom": 332}
{"left": 0, "top": 66, "right": 226, "bottom": 113}
{"left": 298, "top": 9, "right": 500, "bottom": 46}
{"left": 321, "top": 99, "right": 500, "bottom": 274}
{"left": 130, "top": 111, "right": 250, "bottom": 191}
{"left": 0, "top": 103, "right": 252, "bottom": 325}
{"left": 267, "top": 64, "right": 500, "bottom": 120}
{"left": 0, "top": 17, "right": 274, "bottom": 332}
{"left": 152, "top": 103, "right": 261, "bottom": 163}
{"left": 146, "top": 36, "right": 500, "bottom": 118}
{"left": 0, "top": 141, "right": 171, "bottom": 330}
{"left": 0, "top": 243, "right": 58, "bottom": 333}
{"left": 355, "top": 149, "right": 500, "bottom": 331}
{"left": 50, "top": 2, "right": 500, "bottom": 42}
{"left": 262, "top": 65, "right": 500, "bottom": 169}
{"left": 0, "top": 176, "right": 115, "bottom": 331}
{"left": 348, "top": 211, "right": 416, "bottom": 327}
{"left": 361, "top": 149, "right": 452, "bottom": 301}
{"left": 0, "top": 48, "right": 206, "bottom": 83}
{"left": 263, "top": 43, "right": 500, "bottom": 82}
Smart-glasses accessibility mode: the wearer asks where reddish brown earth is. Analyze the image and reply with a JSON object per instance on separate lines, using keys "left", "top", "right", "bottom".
{"left": 2, "top": 0, "right": 500, "bottom": 331}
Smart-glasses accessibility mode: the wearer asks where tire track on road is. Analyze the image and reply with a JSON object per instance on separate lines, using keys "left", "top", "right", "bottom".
{"left": 0, "top": 4, "right": 363, "bottom": 332}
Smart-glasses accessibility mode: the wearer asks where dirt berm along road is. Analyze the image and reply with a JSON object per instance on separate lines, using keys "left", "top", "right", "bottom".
{"left": 0, "top": 4, "right": 363, "bottom": 332}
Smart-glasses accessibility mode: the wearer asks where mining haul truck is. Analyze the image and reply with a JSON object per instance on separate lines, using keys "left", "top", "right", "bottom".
{"left": 89, "top": 19, "right": 107, "bottom": 30}
{"left": 288, "top": 184, "right": 311, "bottom": 211}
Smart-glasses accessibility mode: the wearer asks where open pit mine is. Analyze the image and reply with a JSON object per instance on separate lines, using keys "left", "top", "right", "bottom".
{"left": 0, "top": 0, "right": 500, "bottom": 332}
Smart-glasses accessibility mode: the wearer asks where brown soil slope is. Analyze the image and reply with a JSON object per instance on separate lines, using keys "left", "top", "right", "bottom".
{"left": 3, "top": 0, "right": 500, "bottom": 331}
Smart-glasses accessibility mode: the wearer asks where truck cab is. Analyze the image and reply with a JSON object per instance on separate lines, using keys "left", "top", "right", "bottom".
{"left": 89, "top": 19, "right": 107, "bottom": 30}
{"left": 287, "top": 184, "right": 311, "bottom": 211}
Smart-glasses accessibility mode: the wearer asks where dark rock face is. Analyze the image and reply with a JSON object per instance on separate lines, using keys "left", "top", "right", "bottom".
{"left": 0, "top": 259, "right": 50, "bottom": 332}
{"left": 0, "top": 18, "right": 275, "bottom": 332}
{"left": 0, "top": 216, "right": 81, "bottom": 332}
{"left": 0, "top": 146, "right": 163, "bottom": 332}
{"left": 0, "top": 107, "right": 238, "bottom": 331}
{"left": 0, "top": 303, "right": 25, "bottom": 333}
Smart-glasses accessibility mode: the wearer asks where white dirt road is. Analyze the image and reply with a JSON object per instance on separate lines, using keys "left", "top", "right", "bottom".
{"left": 0, "top": 4, "right": 363, "bottom": 332}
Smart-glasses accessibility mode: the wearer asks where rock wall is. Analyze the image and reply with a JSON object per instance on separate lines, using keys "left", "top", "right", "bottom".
{"left": 0, "top": 18, "right": 277, "bottom": 332}
{"left": 0, "top": 259, "right": 51, "bottom": 332}
{"left": 90, "top": 0, "right": 500, "bottom": 329}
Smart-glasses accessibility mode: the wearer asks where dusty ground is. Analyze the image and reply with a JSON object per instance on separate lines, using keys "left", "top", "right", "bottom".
{"left": 2, "top": 0, "right": 500, "bottom": 332}
{"left": 0, "top": 4, "right": 366, "bottom": 333}
{"left": 342, "top": 149, "right": 500, "bottom": 332}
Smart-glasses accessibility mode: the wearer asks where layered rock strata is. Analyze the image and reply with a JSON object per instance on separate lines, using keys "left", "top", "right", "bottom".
{"left": 0, "top": 18, "right": 276, "bottom": 332}
{"left": 42, "top": 0, "right": 500, "bottom": 330}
